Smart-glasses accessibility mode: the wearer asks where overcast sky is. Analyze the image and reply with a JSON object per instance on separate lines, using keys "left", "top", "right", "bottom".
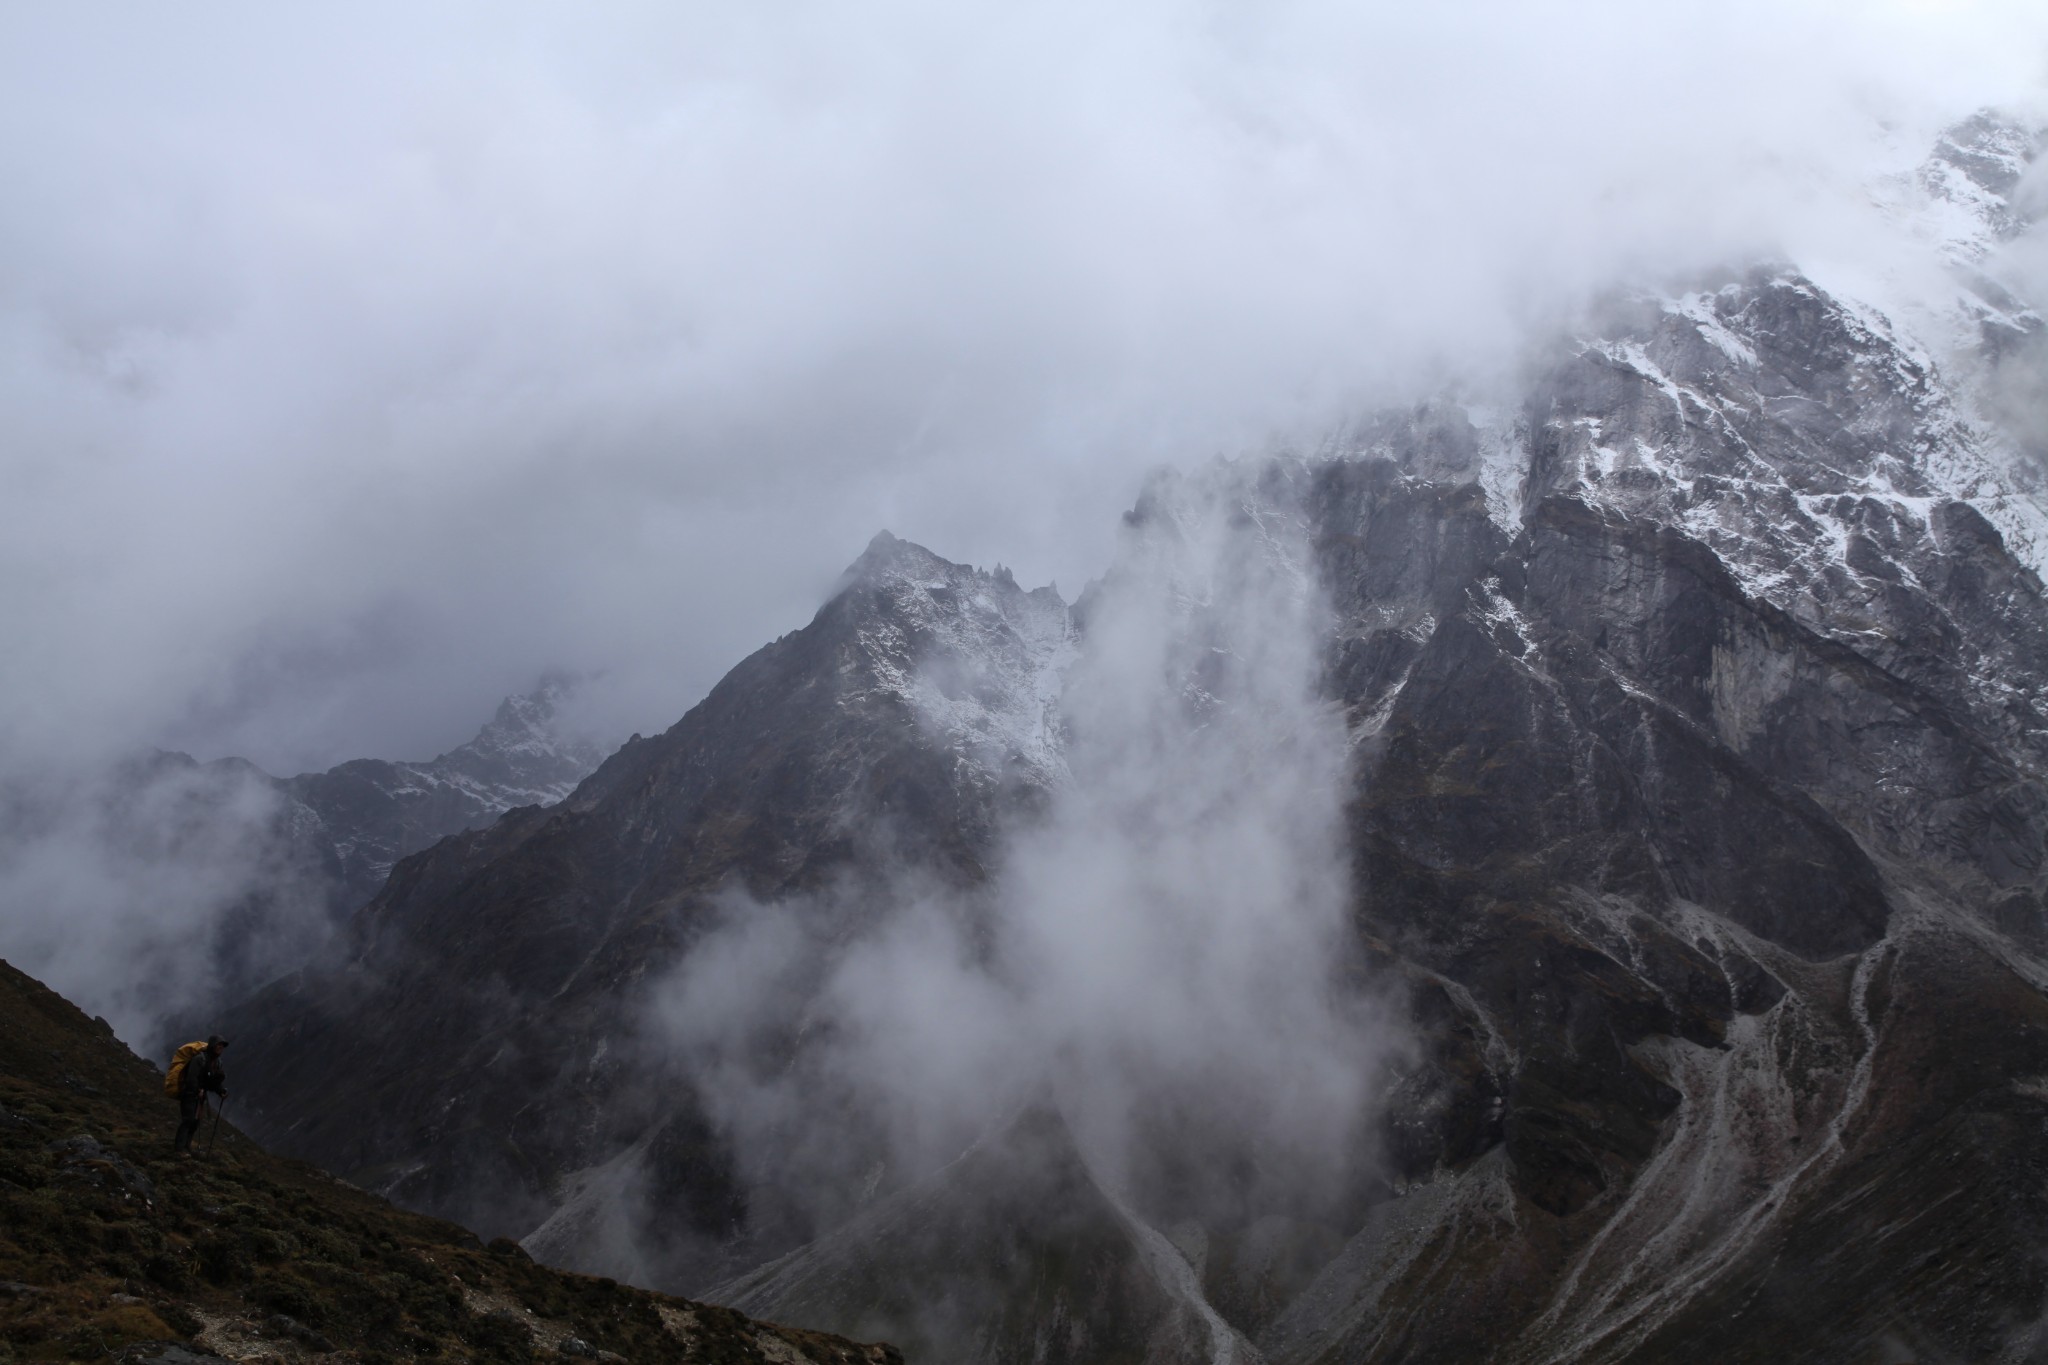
{"left": 3, "top": 1, "right": 2045, "bottom": 776}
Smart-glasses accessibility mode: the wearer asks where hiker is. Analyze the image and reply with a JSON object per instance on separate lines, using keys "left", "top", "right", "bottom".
{"left": 165, "top": 1034, "right": 229, "bottom": 1155}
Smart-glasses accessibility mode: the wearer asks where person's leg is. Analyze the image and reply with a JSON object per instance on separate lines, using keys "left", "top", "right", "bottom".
{"left": 174, "top": 1097, "right": 201, "bottom": 1152}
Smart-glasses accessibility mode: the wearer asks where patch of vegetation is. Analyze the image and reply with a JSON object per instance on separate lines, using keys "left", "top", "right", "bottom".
{"left": 0, "top": 959, "right": 898, "bottom": 1364}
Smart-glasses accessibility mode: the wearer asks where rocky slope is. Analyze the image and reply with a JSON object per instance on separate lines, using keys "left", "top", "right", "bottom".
{"left": 0, "top": 956, "right": 899, "bottom": 1364}
{"left": 219, "top": 115, "right": 2048, "bottom": 1364}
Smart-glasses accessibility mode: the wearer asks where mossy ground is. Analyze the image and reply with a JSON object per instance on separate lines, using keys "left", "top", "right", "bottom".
{"left": 0, "top": 960, "right": 896, "bottom": 1365}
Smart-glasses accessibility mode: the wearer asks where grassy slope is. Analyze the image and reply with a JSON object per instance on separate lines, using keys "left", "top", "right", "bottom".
{"left": 0, "top": 959, "right": 900, "bottom": 1365}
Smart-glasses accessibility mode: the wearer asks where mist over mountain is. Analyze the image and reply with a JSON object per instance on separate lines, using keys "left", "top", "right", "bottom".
{"left": 0, "top": 684, "right": 603, "bottom": 1048}
{"left": 166, "top": 112, "right": 2048, "bottom": 1361}
{"left": 9, "top": 8, "right": 2048, "bottom": 1364}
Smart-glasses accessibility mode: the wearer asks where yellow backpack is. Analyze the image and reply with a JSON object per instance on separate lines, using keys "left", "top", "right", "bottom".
{"left": 163, "top": 1041, "right": 208, "bottom": 1098}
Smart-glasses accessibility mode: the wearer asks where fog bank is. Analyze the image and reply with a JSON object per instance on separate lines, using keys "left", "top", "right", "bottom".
{"left": 4, "top": 2, "right": 2044, "bottom": 777}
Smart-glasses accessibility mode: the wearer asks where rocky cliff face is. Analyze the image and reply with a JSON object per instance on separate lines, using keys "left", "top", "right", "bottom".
{"left": 1272, "top": 269, "right": 2048, "bottom": 1362}
{"left": 223, "top": 116, "right": 2048, "bottom": 1363}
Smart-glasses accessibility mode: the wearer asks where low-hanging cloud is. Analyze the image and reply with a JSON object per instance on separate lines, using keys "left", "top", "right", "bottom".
{"left": 3, "top": 1, "right": 2045, "bottom": 782}
{"left": 651, "top": 463, "right": 1391, "bottom": 1272}
{"left": 0, "top": 755, "right": 338, "bottom": 1046}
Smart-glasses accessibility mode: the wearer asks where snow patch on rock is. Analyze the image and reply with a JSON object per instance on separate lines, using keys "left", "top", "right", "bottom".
{"left": 842, "top": 533, "right": 1077, "bottom": 793}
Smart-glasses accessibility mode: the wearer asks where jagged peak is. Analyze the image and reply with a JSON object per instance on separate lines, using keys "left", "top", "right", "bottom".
{"left": 475, "top": 678, "right": 572, "bottom": 745}
{"left": 432, "top": 680, "right": 604, "bottom": 780}
{"left": 838, "top": 530, "right": 1065, "bottom": 610}
{"left": 1924, "top": 109, "right": 2045, "bottom": 201}
{"left": 842, "top": 528, "right": 952, "bottom": 584}
{"left": 1908, "top": 108, "right": 2048, "bottom": 266}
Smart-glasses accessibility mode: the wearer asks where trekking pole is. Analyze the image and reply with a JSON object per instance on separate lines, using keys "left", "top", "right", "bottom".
{"left": 205, "top": 1095, "right": 227, "bottom": 1155}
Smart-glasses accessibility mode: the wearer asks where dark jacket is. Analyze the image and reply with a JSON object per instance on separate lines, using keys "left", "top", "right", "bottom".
{"left": 178, "top": 1050, "right": 226, "bottom": 1101}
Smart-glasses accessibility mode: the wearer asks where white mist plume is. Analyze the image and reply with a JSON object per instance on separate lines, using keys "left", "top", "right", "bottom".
{"left": 655, "top": 461, "right": 1386, "bottom": 1242}
{"left": 1003, "top": 460, "right": 1377, "bottom": 1196}
{"left": 0, "top": 758, "right": 333, "bottom": 1045}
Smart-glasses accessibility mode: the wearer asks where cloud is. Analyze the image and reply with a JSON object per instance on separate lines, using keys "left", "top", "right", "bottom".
{"left": 651, "top": 462, "right": 1393, "bottom": 1255}
{"left": 1, "top": 0, "right": 2044, "bottom": 778}
{"left": 0, "top": 755, "right": 336, "bottom": 1046}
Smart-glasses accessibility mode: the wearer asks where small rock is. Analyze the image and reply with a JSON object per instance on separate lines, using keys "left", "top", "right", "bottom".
{"left": 48, "top": 1133, "right": 156, "bottom": 1201}
{"left": 112, "top": 1346, "right": 231, "bottom": 1365}
{"left": 488, "top": 1236, "right": 533, "bottom": 1261}
{"left": 557, "top": 1336, "right": 597, "bottom": 1358}
{"left": 267, "top": 1314, "right": 337, "bottom": 1351}
{"left": 0, "top": 1281, "right": 46, "bottom": 1298}
{"left": 110, "top": 1292, "right": 147, "bottom": 1306}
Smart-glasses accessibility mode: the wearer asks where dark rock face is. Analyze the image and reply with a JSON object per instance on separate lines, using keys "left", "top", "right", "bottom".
{"left": 226, "top": 118, "right": 2048, "bottom": 1363}
{"left": 1271, "top": 256, "right": 2048, "bottom": 1361}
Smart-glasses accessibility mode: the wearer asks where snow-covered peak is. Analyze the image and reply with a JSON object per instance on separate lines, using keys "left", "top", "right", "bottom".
{"left": 435, "top": 680, "right": 605, "bottom": 798}
{"left": 1846, "top": 111, "right": 2048, "bottom": 365}
{"left": 1916, "top": 110, "right": 2045, "bottom": 265}
{"left": 276, "top": 682, "right": 609, "bottom": 905}
{"left": 1546, "top": 271, "right": 2048, "bottom": 576}
{"left": 843, "top": 529, "right": 1054, "bottom": 605}
{"left": 1465, "top": 265, "right": 2048, "bottom": 755}
{"left": 843, "top": 528, "right": 953, "bottom": 583}
{"left": 837, "top": 533, "right": 1075, "bottom": 794}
